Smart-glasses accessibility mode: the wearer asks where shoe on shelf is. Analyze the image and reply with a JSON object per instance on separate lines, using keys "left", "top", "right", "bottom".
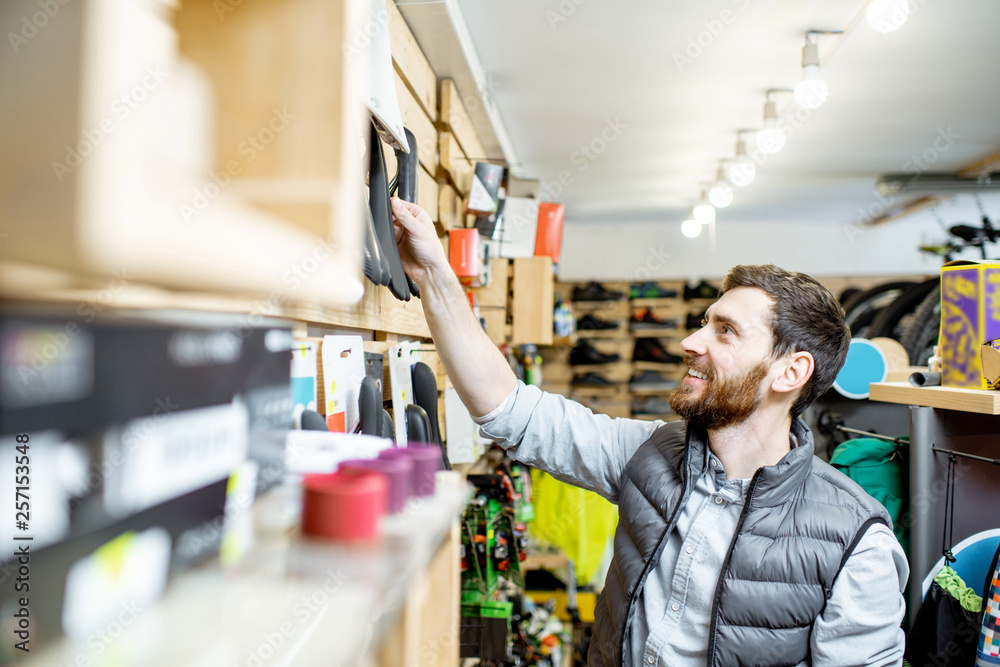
{"left": 630, "top": 308, "right": 680, "bottom": 332}
{"left": 572, "top": 371, "right": 616, "bottom": 387}
{"left": 577, "top": 313, "right": 620, "bottom": 331}
{"left": 686, "top": 310, "right": 707, "bottom": 331}
{"left": 683, "top": 279, "right": 720, "bottom": 301}
{"left": 630, "top": 282, "right": 678, "bottom": 300}
{"left": 570, "top": 340, "right": 621, "bottom": 365}
{"left": 572, "top": 281, "right": 625, "bottom": 302}
{"left": 629, "top": 370, "right": 680, "bottom": 392}
{"left": 632, "top": 395, "right": 676, "bottom": 416}
{"left": 633, "top": 338, "right": 683, "bottom": 365}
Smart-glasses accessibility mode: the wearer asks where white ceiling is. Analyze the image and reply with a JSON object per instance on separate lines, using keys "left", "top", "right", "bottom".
{"left": 451, "top": 0, "right": 1000, "bottom": 227}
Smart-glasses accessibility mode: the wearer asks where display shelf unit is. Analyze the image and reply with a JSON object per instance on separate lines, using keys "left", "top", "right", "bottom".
{"left": 869, "top": 381, "right": 1000, "bottom": 414}
{"left": 1, "top": 0, "right": 513, "bottom": 662}
{"left": 539, "top": 281, "right": 717, "bottom": 419}
{"left": 868, "top": 383, "right": 1000, "bottom": 625}
{"left": 23, "top": 473, "right": 470, "bottom": 667}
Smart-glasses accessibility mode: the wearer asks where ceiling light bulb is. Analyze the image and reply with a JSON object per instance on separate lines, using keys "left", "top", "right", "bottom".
{"left": 867, "top": 0, "right": 909, "bottom": 33}
{"left": 693, "top": 204, "right": 715, "bottom": 224}
{"left": 795, "top": 75, "right": 828, "bottom": 110}
{"left": 756, "top": 128, "right": 786, "bottom": 154}
{"left": 681, "top": 219, "right": 702, "bottom": 239}
{"left": 709, "top": 183, "right": 733, "bottom": 208}
{"left": 795, "top": 41, "right": 828, "bottom": 109}
{"left": 728, "top": 160, "right": 756, "bottom": 187}
{"left": 755, "top": 99, "right": 785, "bottom": 154}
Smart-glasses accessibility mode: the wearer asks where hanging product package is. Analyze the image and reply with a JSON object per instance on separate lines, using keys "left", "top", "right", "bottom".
{"left": 321, "top": 335, "right": 366, "bottom": 433}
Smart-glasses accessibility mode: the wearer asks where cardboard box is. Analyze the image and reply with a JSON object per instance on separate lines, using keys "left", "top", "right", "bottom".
{"left": 940, "top": 260, "right": 1000, "bottom": 389}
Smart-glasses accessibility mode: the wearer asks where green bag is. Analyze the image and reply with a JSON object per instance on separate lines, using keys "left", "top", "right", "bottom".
{"left": 829, "top": 437, "right": 909, "bottom": 554}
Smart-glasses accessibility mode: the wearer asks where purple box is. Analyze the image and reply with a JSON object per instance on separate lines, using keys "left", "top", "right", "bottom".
{"left": 940, "top": 260, "right": 1000, "bottom": 389}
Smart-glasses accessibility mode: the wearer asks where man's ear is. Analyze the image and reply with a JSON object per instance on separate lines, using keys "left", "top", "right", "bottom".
{"left": 771, "top": 351, "right": 814, "bottom": 395}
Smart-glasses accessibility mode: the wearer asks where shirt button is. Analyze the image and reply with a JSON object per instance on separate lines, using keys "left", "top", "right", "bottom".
{"left": 671, "top": 603, "right": 680, "bottom": 612}
{"left": 685, "top": 545, "right": 693, "bottom": 554}
{"left": 647, "top": 656, "right": 655, "bottom": 664}
{"left": 715, "top": 496, "right": 724, "bottom": 504}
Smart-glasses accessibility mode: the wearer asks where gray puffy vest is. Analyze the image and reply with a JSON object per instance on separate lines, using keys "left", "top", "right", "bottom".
{"left": 588, "top": 419, "right": 891, "bottom": 667}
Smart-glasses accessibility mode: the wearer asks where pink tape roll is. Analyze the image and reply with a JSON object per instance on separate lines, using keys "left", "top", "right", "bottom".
{"left": 301, "top": 469, "right": 387, "bottom": 540}
{"left": 377, "top": 444, "right": 440, "bottom": 497}
{"left": 339, "top": 457, "right": 412, "bottom": 513}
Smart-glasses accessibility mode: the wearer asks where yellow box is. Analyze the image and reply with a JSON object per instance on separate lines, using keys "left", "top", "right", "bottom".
{"left": 940, "top": 260, "right": 1000, "bottom": 389}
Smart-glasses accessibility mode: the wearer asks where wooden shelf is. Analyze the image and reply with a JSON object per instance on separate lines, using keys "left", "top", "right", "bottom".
{"left": 869, "top": 382, "right": 1000, "bottom": 415}
{"left": 521, "top": 552, "right": 571, "bottom": 572}
{"left": 633, "top": 361, "right": 683, "bottom": 372}
{"left": 572, "top": 300, "right": 627, "bottom": 311}
{"left": 637, "top": 413, "right": 681, "bottom": 422}
{"left": 631, "top": 328, "right": 683, "bottom": 338}
{"left": 630, "top": 298, "right": 683, "bottom": 309}
{"left": 630, "top": 386, "right": 679, "bottom": 396}
{"left": 576, "top": 327, "right": 628, "bottom": 339}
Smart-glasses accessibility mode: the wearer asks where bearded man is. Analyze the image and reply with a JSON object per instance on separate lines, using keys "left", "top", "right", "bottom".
{"left": 391, "top": 198, "right": 908, "bottom": 667}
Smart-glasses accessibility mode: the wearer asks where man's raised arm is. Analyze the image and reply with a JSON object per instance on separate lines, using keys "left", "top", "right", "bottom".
{"left": 391, "top": 197, "right": 517, "bottom": 418}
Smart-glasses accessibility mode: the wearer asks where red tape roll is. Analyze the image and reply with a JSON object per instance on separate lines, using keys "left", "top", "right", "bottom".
{"left": 301, "top": 469, "right": 388, "bottom": 540}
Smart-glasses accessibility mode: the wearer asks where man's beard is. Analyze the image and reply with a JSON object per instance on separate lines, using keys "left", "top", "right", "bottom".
{"left": 669, "top": 357, "right": 770, "bottom": 430}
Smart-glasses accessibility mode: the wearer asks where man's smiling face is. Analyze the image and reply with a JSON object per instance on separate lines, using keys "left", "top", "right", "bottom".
{"left": 669, "top": 287, "right": 778, "bottom": 429}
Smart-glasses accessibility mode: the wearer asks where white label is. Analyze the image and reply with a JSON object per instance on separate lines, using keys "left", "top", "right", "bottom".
{"left": 388, "top": 342, "right": 420, "bottom": 445}
{"left": 444, "top": 388, "right": 476, "bottom": 464}
{"left": 62, "top": 526, "right": 171, "bottom": 641}
{"left": 322, "top": 335, "right": 366, "bottom": 432}
{"left": 104, "top": 403, "right": 248, "bottom": 516}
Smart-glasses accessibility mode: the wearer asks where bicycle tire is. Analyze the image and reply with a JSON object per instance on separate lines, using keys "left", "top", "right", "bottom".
{"left": 838, "top": 287, "right": 862, "bottom": 306}
{"left": 868, "top": 277, "right": 941, "bottom": 340}
{"left": 841, "top": 281, "right": 917, "bottom": 337}
{"left": 901, "top": 285, "right": 941, "bottom": 366}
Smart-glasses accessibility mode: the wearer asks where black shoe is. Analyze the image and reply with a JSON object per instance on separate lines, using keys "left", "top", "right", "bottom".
{"left": 572, "top": 281, "right": 624, "bottom": 302}
{"left": 629, "top": 282, "right": 678, "bottom": 299}
{"left": 630, "top": 308, "right": 679, "bottom": 332}
{"left": 577, "top": 313, "right": 619, "bottom": 331}
{"left": 632, "top": 396, "right": 676, "bottom": 416}
{"left": 570, "top": 340, "right": 621, "bottom": 365}
{"left": 572, "top": 372, "right": 616, "bottom": 387}
{"left": 633, "top": 338, "right": 683, "bottom": 365}
{"left": 684, "top": 280, "right": 719, "bottom": 301}
{"left": 629, "top": 371, "right": 680, "bottom": 392}
{"left": 686, "top": 310, "right": 707, "bottom": 331}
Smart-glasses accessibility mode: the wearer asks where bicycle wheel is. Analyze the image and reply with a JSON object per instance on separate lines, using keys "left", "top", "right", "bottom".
{"left": 900, "top": 286, "right": 941, "bottom": 366}
{"left": 868, "top": 277, "right": 941, "bottom": 341}
{"left": 841, "top": 281, "right": 917, "bottom": 337}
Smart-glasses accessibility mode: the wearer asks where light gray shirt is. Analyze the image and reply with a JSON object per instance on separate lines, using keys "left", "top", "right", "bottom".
{"left": 479, "top": 382, "right": 907, "bottom": 667}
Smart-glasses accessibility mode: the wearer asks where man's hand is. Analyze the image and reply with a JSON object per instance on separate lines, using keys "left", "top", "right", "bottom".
{"left": 391, "top": 197, "right": 447, "bottom": 286}
{"left": 388, "top": 197, "right": 517, "bottom": 418}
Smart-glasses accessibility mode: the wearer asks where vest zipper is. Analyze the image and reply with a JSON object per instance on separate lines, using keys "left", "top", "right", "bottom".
{"left": 618, "top": 435, "right": 699, "bottom": 666}
{"left": 705, "top": 468, "right": 762, "bottom": 667}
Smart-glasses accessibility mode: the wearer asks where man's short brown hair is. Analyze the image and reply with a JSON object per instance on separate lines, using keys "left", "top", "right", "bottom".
{"left": 722, "top": 264, "right": 851, "bottom": 418}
